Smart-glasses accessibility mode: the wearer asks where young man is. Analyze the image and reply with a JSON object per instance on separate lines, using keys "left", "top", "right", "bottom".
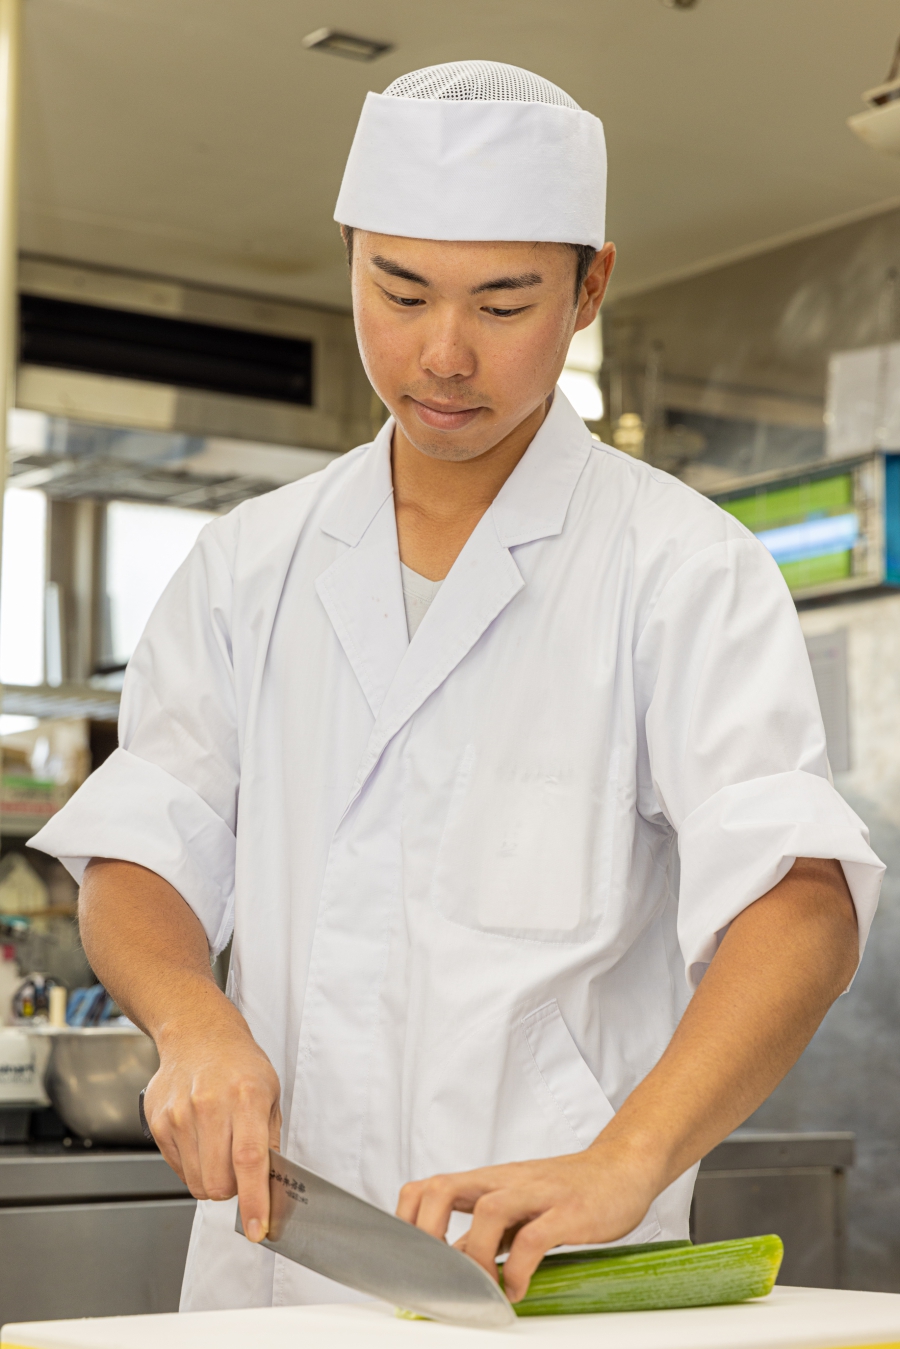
{"left": 32, "top": 61, "right": 882, "bottom": 1311}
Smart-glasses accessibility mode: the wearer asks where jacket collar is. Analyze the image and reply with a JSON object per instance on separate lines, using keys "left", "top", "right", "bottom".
{"left": 491, "top": 388, "right": 594, "bottom": 547}
{"left": 320, "top": 387, "right": 593, "bottom": 553}
{"left": 319, "top": 416, "right": 395, "bottom": 547}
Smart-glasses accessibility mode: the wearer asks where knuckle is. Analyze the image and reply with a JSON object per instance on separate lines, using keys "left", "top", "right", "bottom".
{"left": 206, "top": 1185, "right": 237, "bottom": 1202}
{"left": 234, "top": 1076, "right": 271, "bottom": 1107}
{"left": 189, "top": 1090, "right": 219, "bottom": 1117}
{"left": 164, "top": 1101, "right": 190, "bottom": 1133}
{"left": 232, "top": 1141, "right": 268, "bottom": 1170}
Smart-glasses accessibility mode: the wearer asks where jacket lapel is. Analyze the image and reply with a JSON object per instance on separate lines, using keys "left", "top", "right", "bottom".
{"left": 315, "top": 423, "right": 408, "bottom": 718}
{"left": 349, "top": 509, "right": 525, "bottom": 798}
{"left": 340, "top": 390, "right": 595, "bottom": 812}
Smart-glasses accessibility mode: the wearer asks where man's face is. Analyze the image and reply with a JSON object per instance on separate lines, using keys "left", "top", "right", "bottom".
{"left": 349, "top": 232, "right": 614, "bottom": 463}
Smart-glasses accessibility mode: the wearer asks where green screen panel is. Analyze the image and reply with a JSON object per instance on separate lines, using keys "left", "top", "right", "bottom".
{"left": 778, "top": 549, "right": 853, "bottom": 591}
{"left": 721, "top": 474, "right": 853, "bottom": 532}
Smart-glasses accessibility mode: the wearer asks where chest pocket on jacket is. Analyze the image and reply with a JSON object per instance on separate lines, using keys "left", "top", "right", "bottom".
{"left": 430, "top": 744, "right": 606, "bottom": 939}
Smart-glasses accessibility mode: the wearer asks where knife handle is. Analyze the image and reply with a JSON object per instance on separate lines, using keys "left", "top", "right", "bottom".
{"left": 138, "top": 1088, "right": 154, "bottom": 1142}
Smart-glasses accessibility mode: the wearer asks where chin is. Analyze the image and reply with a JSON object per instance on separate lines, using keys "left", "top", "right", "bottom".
{"left": 404, "top": 437, "right": 493, "bottom": 469}
{"left": 398, "top": 418, "right": 497, "bottom": 463}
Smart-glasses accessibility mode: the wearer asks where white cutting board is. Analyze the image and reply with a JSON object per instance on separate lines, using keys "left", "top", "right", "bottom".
{"left": 3, "top": 1289, "right": 900, "bottom": 1349}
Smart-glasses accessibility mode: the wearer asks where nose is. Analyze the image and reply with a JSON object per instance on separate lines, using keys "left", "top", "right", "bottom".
{"left": 419, "top": 307, "right": 476, "bottom": 382}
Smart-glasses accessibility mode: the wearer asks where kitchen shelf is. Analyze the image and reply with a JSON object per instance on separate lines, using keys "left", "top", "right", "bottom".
{"left": 2, "top": 683, "right": 120, "bottom": 723}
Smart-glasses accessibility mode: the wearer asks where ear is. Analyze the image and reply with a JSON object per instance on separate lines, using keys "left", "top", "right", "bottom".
{"left": 574, "top": 243, "right": 616, "bottom": 333}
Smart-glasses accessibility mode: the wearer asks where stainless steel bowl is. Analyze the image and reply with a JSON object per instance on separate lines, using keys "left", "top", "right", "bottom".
{"left": 37, "top": 1027, "right": 159, "bottom": 1144}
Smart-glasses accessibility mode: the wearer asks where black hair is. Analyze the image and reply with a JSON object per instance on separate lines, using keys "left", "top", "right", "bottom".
{"left": 341, "top": 226, "right": 595, "bottom": 304}
{"left": 571, "top": 243, "right": 597, "bottom": 301}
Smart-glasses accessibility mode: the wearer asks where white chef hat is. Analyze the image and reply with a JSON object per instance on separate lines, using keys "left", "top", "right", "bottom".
{"left": 334, "top": 60, "right": 606, "bottom": 248}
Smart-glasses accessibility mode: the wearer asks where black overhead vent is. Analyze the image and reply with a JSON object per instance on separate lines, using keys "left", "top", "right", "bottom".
{"left": 19, "top": 294, "right": 314, "bottom": 407}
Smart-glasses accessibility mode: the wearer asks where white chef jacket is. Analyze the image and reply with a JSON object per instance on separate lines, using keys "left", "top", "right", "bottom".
{"left": 31, "top": 390, "right": 883, "bottom": 1312}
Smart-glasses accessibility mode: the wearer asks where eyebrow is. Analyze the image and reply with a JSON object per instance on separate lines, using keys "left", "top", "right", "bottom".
{"left": 470, "top": 272, "right": 543, "bottom": 294}
{"left": 371, "top": 255, "right": 430, "bottom": 286}
{"left": 370, "top": 256, "right": 544, "bottom": 296}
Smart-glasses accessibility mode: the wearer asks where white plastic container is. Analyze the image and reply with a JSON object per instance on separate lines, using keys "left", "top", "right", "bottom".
{"left": 0, "top": 1026, "right": 51, "bottom": 1106}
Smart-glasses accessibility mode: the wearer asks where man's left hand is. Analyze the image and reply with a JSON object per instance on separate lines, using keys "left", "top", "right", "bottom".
{"left": 396, "top": 1141, "right": 660, "bottom": 1303}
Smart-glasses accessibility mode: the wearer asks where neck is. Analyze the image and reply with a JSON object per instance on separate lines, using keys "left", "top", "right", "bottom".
{"left": 391, "top": 398, "right": 550, "bottom": 581}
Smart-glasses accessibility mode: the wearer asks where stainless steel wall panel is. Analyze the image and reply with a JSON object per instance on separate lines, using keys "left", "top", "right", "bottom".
{"left": 693, "top": 1167, "right": 846, "bottom": 1288}
{"left": 0, "top": 1197, "right": 196, "bottom": 1322}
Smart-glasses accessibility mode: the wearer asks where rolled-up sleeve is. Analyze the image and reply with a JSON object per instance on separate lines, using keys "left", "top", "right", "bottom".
{"left": 29, "top": 523, "right": 239, "bottom": 956}
{"left": 634, "top": 534, "right": 884, "bottom": 989}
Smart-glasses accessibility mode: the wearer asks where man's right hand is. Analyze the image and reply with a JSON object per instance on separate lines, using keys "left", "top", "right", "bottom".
{"left": 77, "top": 858, "right": 282, "bottom": 1243}
{"left": 143, "top": 1018, "right": 282, "bottom": 1241}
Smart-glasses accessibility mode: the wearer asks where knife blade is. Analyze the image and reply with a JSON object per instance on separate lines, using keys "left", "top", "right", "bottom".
{"left": 235, "top": 1149, "right": 515, "bottom": 1329}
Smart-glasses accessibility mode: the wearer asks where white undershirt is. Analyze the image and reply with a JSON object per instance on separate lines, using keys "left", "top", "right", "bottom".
{"left": 400, "top": 562, "right": 443, "bottom": 639}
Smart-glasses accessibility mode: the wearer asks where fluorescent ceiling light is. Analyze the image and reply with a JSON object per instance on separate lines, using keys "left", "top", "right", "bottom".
{"left": 302, "top": 28, "right": 393, "bottom": 62}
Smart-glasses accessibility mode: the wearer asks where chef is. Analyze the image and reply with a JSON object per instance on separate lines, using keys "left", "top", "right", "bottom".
{"left": 32, "top": 60, "right": 883, "bottom": 1312}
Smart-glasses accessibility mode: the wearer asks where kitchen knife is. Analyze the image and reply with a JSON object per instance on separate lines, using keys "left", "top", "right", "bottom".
{"left": 235, "top": 1149, "right": 515, "bottom": 1329}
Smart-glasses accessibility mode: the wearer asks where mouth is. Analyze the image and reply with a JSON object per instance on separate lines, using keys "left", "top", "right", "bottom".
{"left": 408, "top": 397, "right": 486, "bottom": 432}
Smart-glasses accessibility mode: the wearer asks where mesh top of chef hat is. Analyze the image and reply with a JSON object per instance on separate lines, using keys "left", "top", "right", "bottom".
{"left": 382, "top": 61, "right": 581, "bottom": 111}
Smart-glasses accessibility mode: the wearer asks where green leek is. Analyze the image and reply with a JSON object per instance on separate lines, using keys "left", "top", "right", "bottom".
{"left": 504, "top": 1234, "right": 784, "bottom": 1316}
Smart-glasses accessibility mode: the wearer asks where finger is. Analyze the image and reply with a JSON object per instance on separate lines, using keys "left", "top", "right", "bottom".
{"left": 150, "top": 1122, "right": 188, "bottom": 1185}
{"left": 396, "top": 1180, "right": 426, "bottom": 1225}
{"left": 413, "top": 1172, "right": 488, "bottom": 1240}
{"left": 464, "top": 1190, "right": 539, "bottom": 1282}
{"left": 399, "top": 1163, "right": 511, "bottom": 1227}
{"left": 192, "top": 1090, "right": 239, "bottom": 1202}
{"left": 413, "top": 1178, "right": 466, "bottom": 1240}
{"left": 144, "top": 1080, "right": 207, "bottom": 1198}
{"left": 496, "top": 1223, "right": 525, "bottom": 1256}
{"left": 502, "top": 1213, "right": 568, "bottom": 1303}
{"left": 453, "top": 1224, "right": 514, "bottom": 1257}
{"left": 157, "top": 1111, "right": 208, "bottom": 1200}
{"left": 142, "top": 1091, "right": 187, "bottom": 1184}
{"left": 232, "top": 1101, "right": 274, "bottom": 1242}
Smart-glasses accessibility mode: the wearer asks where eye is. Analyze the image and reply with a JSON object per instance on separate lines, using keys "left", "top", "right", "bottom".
{"left": 483, "top": 304, "right": 530, "bottom": 318}
{"left": 385, "top": 290, "right": 425, "bottom": 307}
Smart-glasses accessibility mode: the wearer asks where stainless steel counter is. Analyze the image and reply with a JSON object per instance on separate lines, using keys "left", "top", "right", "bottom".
{"left": 0, "top": 1146, "right": 195, "bottom": 1324}
{"left": 699, "top": 1131, "right": 855, "bottom": 1173}
{"left": 0, "top": 1131, "right": 855, "bottom": 1323}
{"left": 0, "top": 1145, "right": 190, "bottom": 1202}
